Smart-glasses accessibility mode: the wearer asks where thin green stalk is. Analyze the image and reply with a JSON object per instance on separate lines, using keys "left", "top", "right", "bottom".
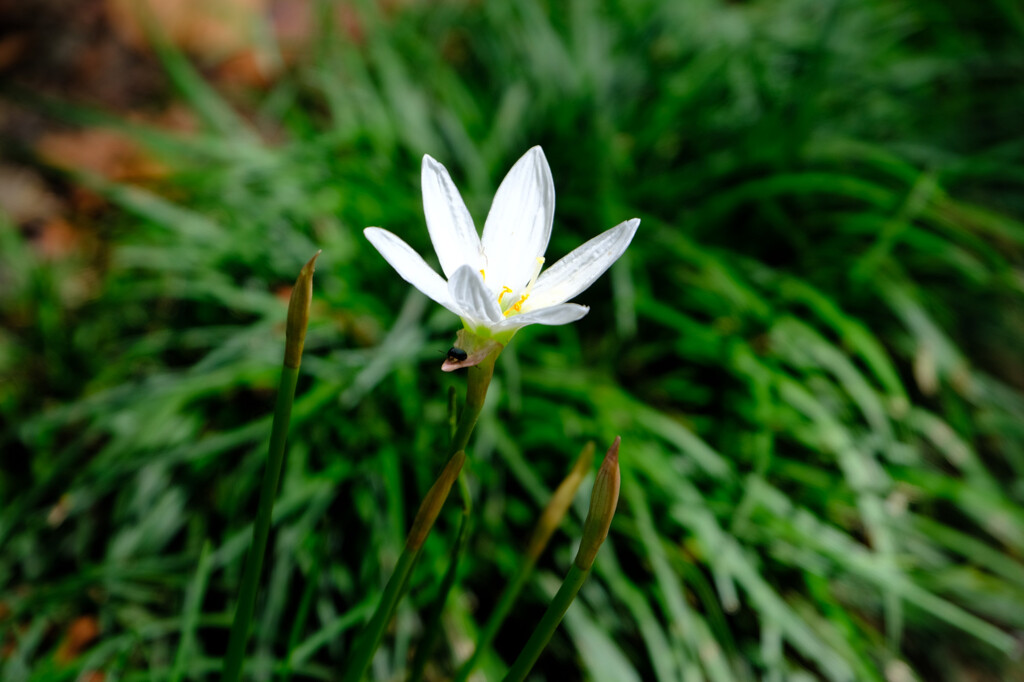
{"left": 453, "top": 442, "right": 595, "bottom": 682}
{"left": 222, "top": 253, "right": 318, "bottom": 682}
{"left": 450, "top": 353, "right": 497, "bottom": 455}
{"left": 447, "top": 385, "right": 459, "bottom": 440}
{"left": 340, "top": 350, "right": 496, "bottom": 682}
{"left": 501, "top": 438, "right": 621, "bottom": 682}
{"left": 170, "top": 541, "right": 213, "bottom": 682}
{"left": 407, "top": 393, "right": 474, "bottom": 681}
{"left": 222, "top": 367, "right": 298, "bottom": 681}
{"left": 342, "top": 547, "right": 419, "bottom": 680}
{"left": 455, "top": 567, "right": 531, "bottom": 682}
{"left": 340, "top": 451, "right": 468, "bottom": 682}
{"left": 280, "top": 541, "right": 323, "bottom": 682}
{"left": 501, "top": 564, "right": 591, "bottom": 682}
{"left": 407, "top": 505, "right": 470, "bottom": 682}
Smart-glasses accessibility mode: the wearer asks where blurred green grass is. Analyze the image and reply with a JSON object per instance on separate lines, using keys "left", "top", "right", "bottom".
{"left": 3, "top": 0, "right": 1024, "bottom": 680}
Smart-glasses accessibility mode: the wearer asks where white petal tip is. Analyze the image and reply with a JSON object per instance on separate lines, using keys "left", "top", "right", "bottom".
{"left": 422, "top": 155, "right": 449, "bottom": 179}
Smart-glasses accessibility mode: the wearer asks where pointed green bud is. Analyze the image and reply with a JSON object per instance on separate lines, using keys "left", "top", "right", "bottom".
{"left": 574, "top": 437, "right": 621, "bottom": 570}
{"left": 408, "top": 450, "right": 466, "bottom": 552}
{"left": 284, "top": 251, "right": 320, "bottom": 369}
{"left": 526, "top": 441, "right": 596, "bottom": 561}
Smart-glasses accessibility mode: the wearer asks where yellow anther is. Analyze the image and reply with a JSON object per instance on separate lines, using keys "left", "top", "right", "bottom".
{"left": 497, "top": 286, "right": 514, "bottom": 305}
{"left": 479, "top": 269, "right": 486, "bottom": 281}
{"left": 512, "top": 294, "right": 529, "bottom": 313}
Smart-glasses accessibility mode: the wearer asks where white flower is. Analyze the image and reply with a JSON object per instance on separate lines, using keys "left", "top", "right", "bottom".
{"left": 364, "top": 146, "right": 639, "bottom": 361}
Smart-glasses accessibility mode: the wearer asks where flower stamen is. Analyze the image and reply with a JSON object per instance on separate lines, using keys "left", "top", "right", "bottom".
{"left": 497, "top": 286, "right": 514, "bottom": 305}
{"left": 525, "top": 257, "right": 544, "bottom": 296}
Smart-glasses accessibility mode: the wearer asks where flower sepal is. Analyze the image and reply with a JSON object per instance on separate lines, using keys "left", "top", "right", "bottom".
{"left": 441, "top": 328, "right": 505, "bottom": 372}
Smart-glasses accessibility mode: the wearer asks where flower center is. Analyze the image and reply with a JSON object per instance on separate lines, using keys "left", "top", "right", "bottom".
{"left": 495, "top": 256, "right": 544, "bottom": 318}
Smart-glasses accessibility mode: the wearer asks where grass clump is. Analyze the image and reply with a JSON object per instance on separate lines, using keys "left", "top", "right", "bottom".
{"left": 2, "top": 0, "right": 1024, "bottom": 680}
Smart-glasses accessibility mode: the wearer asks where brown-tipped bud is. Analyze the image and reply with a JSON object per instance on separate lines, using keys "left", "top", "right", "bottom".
{"left": 526, "top": 441, "right": 596, "bottom": 561}
{"left": 574, "top": 437, "right": 621, "bottom": 570}
{"left": 407, "top": 450, "right": 466, "bottom": 551}
{"left": 284, "top": 251, "right": 320, "bottom": 369}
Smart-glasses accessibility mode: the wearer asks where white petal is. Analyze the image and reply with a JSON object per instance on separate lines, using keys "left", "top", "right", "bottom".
{"left": 493, "top": 303, "right": 590, "bottom": 332}
{"left": 481, "top": 146, "right": 555, "bottom": 291}
{"left": 527, "top": 218, "right": 639, "bottom": 309}
{"left": 422, "top": 155, "right": 484, "bottom": 278}
{"left": 364, "top": 228, "right": 458, "bottom": 313}
{"left": 448, "top": 264, "right": 503, "bottom": 327}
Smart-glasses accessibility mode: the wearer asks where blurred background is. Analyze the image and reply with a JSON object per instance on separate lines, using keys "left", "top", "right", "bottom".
{"left": 2, "top": 0, "right": 1024, "bottom": 680}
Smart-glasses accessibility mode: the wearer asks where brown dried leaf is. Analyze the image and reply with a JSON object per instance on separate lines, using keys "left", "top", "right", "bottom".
{"left": 37, "top": 128, "right": 166, "bottom": 182}
{"left": 0, "top": 164, "right": 63, "bottom": 224}
{"left": 106, "top": 0, "right": 269, "bottom": 63}
{"left": 55, "top": 615, "right": 100, "bottom": 664}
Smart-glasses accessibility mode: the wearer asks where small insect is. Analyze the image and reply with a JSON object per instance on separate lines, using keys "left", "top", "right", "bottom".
{"left": 445, "top": 347, "right": 468, "bottom": 363}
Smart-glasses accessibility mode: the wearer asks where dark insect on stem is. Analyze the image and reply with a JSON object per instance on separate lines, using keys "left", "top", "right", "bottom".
{"left": 445, "top": 347, "right": 468, "bottom": 363}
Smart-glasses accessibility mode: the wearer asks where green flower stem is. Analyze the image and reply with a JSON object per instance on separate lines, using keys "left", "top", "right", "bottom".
{"left": 450, "top": 351, "right": 497, "bottom": 455}
{"left": 222, "top": 253, "right": 318, "bottom": 682}
{"left": 406, "top": 350, "right": 490, "bottom": 681}
{"left": 501, "top": 439, "right": 621, "bottom": 682}
{"left": 407, "top": 428, "right": 475, "bottom": 681}
{"left": 341, "top": 450, "right": 467, "bottom": 682}
{"left": 401, "top": 352, "right": 493, "bottom": 677}
{"left": 453, "top": 442, "right": 595, "bottom": 682}
{"left": 456, "top": 563, "right": 532, "bottom": 682}
{"left": 221, "top": 368, "right": 298, "bottom": 682}
{"left": 340, "top": 350, "right": 496, "bottom": 682}
{"left": 501, "top": 563, "right": 591, "bottom": 682}
{"left": 447, "top": 386, "right": 459, "bottom": 439}
{"left": 342, "top": 547, "right": 418, "bottom": 680}
{"left": 407, "top": 504, "right": 470, "bottom": 682}
{"left": 280, "top": 543, "right": 323, "bottom": 682}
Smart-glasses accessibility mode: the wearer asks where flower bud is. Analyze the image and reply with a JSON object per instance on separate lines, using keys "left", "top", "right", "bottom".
{"left": 526, "top": 441, "right": 595, "bottom": 561}
{"left": 574, "top": 437, "right": 621, "bottom": 570}
{"left": 284, "top": 251, "right": 320, "bottom": 369}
